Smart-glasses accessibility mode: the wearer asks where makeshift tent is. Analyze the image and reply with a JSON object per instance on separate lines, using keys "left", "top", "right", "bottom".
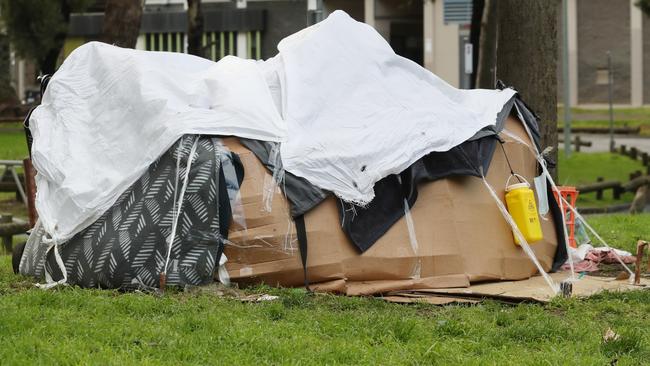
{"left": 20, "top": 10, "right": 587, "bottom": 294}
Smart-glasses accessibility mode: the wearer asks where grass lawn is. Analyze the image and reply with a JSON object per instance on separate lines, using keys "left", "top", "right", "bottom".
{"left": 0, "top": 252, "right": 649, "bottom": 365}
{"left": 557, "top": 150, "right": 645, "bottom": 208}
{"left": 557, "top": 106, "right": 650, "bottom": 135}
{"left": 0, "top": 122, "right": 28, "bottom": 161}
{"left": 0, "top": 122, "right": 29, "bottom": 219}
{"left": 1, "top": 114, "right": 649, "bottom": 364}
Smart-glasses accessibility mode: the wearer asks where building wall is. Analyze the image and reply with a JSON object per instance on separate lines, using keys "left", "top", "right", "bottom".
{"left": 432, "top": 0, "right": 459, "bottom": 87}
{"left": 643, "top": 12, "right": 650, "bottom": 104}
{"left": 246, "top": 0, "right": 308, "bottom": 58}
{"left": 323, "top": 0, "right": 364, "bottom": 21}
{"left": 577, "top": 0, "right": 630, "bottom": 104}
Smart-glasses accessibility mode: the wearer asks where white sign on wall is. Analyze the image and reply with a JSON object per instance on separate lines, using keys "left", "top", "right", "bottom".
{"left": 464, "top": 43, "right": 473, "bottom": 74}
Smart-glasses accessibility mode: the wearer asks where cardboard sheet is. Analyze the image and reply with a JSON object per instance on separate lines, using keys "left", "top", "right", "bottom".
{"left": 223, "top": 116, "right": 560, "bottom": 295}
{"left": 387, "top": 272, "right": 650, "bottom": 303}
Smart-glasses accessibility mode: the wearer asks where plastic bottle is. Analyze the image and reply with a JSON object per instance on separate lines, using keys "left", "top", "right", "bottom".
{"left": 505, "top": 175, "right": 543, "bottom": 245}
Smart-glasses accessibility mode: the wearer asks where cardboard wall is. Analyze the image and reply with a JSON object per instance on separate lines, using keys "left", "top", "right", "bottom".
{"left": 223, "top": 116, "right": 559, "bottom": 295}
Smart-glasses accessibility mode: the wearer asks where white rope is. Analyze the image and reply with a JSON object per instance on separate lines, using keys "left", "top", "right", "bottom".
{"left": 505, "top": 125, "right": 634, "bottom": 277}
{"left": 558, "top": 195, "right": 635, "bottom": 277}
{"left": 35, "top": 234, "right": 68, "bottom": 289}
{"left": 508, "top": 106, "right": 577, "bottom": 279}
{"left": 163, "top": 136, "right": 199, "bottom": 276}
{"left": 514, "top": 104, "right": 636, "bottom": 277}
{"left": 481, "top": 175, "right": 558, "bottom": 294}
{"left": 262, "top": 143, "right": 284, "bottom": 213}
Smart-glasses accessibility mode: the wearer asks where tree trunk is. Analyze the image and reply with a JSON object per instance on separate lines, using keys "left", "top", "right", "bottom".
{"left": 101, "top": 0, "right": 144, "bottom": 48}
{"left": 37, "top": 0, "right": 74, "bottom": 75}
{"left": 0, "top": 35, "right": 16, "bottom": 103}
{"left": 475, "top": 0, "right": 498, "bottom": 89}
{"left": 187, "top": 0, "right": 204, "bottom": 57}
{"left": 469, "top": 0, "right": 484, "bottom": 89}
{"left": 496, "top": 0, "right": 558, "bottom": 178}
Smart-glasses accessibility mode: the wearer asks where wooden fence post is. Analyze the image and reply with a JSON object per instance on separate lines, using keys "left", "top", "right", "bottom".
{"left": 630, "top": 147, "right": 638, "bottom": 160}
{"left": 0, "top": 214, "right": 11, "bottom": 254}
{"left": 596, "top": 177, "right": 604, "bottom": 200}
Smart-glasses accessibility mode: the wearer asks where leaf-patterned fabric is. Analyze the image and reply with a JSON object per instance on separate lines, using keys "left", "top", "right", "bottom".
{"left": 20, "top": 136, "right": 237, "bottom": 289}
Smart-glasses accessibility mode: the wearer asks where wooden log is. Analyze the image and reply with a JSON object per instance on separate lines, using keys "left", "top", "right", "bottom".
{"left": 23, "top": 158, "right": 38, "bottom": 228}
{"left": 642, "top": 152, "right": 649, "bottom": 166}
{"left": 596, "top": 177, "right": 604, "bottom": 200}
{"left": 630, "top": 185, "right": 648, "bottom": 214}
{"left": 0, "top": 214, "right": 12, "bottom": 253}
{"left": 558, "top": 138, "right": 592, "bottom": 147}
{"left": 575, "top": 136, "right": 581, "bottom": 152}
{"left": 613, "top": 185, "right": 623, "bottom": 200}
{"left": 620, "top": 145, "right": 627, "bottom": 155}
{"left": 557, "top": 126, "right": 640, "bottom": 134}
{"left": 0, "top": 172, "right": 24, "bottom": 183}
{"left": 576, "top": 180, "right": 621, "bottom": 194}
{"left": 579, "top": 203, "right": 632, "bottom": 215}
{"left": 623, "top": 175, "right": 650, "bottom": 192}
{"left": 630, "top": 147, "right": 638, "bottom": 160}
{"left": 629, "top": 171, "right": 642, "bottom": 181}
{"left": 0, "top": 182, "right": 19, "bottom": 192}
{"left": 0, "top": 221, "right": 30, "bottom": 236}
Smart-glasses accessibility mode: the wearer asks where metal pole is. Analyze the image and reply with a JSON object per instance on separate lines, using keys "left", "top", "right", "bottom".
{"left": 607, "top": 51, "right": 615, "bottom": 152}
{"left": 307, "top": 0, "right": 323, "bottom": 25}
{"left": 562, "top": 0, "right": 572, "bottom": 158}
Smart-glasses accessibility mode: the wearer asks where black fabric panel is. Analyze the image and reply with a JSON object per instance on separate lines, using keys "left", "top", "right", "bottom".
{"left": 294, "top": 215, "right": 310, "bottom": 290}
{"left": 548, "top": 179, "right": 569, "bottom": 271}
{"left": 338, "top": 135, "right": 499, "bottom": 252}
{"left": 41, "top": 136, "right": 228, "bottom": 289}
{"left": 338, "top": 96, "right": 516, "bottom": 252}
{"left": 215, "top": 151, "right": 244, "bottom": 268}
{"left": 238, "top": 138, "right": 329, "bottom": 217}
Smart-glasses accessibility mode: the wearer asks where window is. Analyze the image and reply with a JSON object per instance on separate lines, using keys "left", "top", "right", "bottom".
{"left": 145, "top": 32, "right": 185, "bottom": 52}
{"left": 443, "top": 0, "right": 473, "bottom": 25}
{"left": 202, "top": 31, "right": 261, "bottom": 61}
{"left": 596, "top": 69, "right": 610, "bottom": 85}
{"left": 143, "top": 30, "right": 261, "bottom": 60}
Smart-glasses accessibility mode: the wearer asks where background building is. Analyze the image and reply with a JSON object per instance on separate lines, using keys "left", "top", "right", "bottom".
{"left": 558, "top": 0, "right": 648, "bottom": 106}
{"left": 7, "top": 0, "right": 650, "bottom": 107}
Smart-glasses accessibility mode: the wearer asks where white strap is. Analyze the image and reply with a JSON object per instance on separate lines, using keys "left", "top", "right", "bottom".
{"left": 163, "top": 136, "right": 200, "bottom": 275}
{"left": 35, "top": 235, "right": 68, "bottom": 290}
{"left": 481, "top": 175, "right": 558, "bottom": 294}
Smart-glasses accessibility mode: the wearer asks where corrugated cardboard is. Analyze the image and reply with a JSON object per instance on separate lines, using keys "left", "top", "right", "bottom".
{"left": 387, "top": 272, "right": 650, "bottom": 303}
{"left": 223, "top": 116, "right": 559, "bottom": 295}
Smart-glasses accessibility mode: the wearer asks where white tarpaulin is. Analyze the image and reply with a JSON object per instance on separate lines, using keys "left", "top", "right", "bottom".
{"left": 31, "top": 43, "right": 285, "bottom": 242}
{"left": 276, "top": 11, "right": 515, "bottom": 204}
{"left": 31, "top": 10, "right": 516, "bottom": 242}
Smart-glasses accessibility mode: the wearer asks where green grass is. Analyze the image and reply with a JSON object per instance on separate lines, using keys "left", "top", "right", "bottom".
{"left": 0, "top": 123, "right": 28, "bottom": 161}
{"left": 1, "top": 111, "right": 649, "bottom": 364}
{"left": 558, "top": 106, "right": 650, "bottom": 135}
{"left": 588, "top": 213, "right": 650, "bottom": 252}
{"left": 558, "top": 151, "right": 644, "bottom": 208}
{"left": 0, "top": 123, "right": 29, "bottom": 219}
{"left": 0, "top": 254, "right": 649, "bottom": 365}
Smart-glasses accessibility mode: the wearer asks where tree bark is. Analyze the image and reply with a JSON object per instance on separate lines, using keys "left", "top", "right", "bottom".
{"left": 187, "top": 0, "right": 204, "bottom": 57}
{"left": 101, "top": 0, "right": 144, "bottom": 48}
{"left": 0, "top": 35, "right": 16, "bottom": 102}
{"left": 469, "top": 0, "right": 484, "bottom": 89}
{"left": 475, "top": 0, "right": 498, "bottom": 89}
{"left": 496, "top": 0, "right": 558, "bottom": 178}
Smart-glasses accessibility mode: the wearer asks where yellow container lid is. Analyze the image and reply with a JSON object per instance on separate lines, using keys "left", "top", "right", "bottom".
{"left": 505, "top": 182, "right": 530, "bottom": 192}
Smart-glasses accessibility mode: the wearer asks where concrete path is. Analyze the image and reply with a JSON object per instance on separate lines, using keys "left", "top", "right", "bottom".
{"left": 564, "top": 133, "right": 650, "bottom": 153}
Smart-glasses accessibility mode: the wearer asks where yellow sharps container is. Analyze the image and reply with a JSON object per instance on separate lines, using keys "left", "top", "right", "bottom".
{"left": 504, "top": 175, "right": 543, "bottom": 245}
